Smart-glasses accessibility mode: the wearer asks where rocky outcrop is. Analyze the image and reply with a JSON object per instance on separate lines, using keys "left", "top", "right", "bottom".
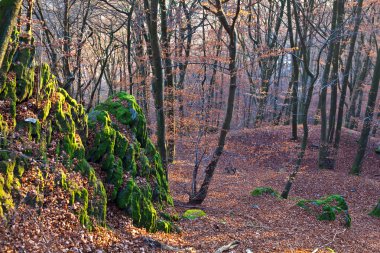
{"left": 0, "top": 29, "right": 173, "bottom": 232}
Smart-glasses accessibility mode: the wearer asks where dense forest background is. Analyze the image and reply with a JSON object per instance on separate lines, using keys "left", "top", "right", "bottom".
{"left": 0, "top": 0, "right": 379, "bottom": 252}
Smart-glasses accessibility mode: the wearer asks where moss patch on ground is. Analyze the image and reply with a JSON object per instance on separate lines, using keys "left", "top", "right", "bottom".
{"left": 369, "top": 200, "right": 380, "bottom": 218}
{"left": 251, "top": 187, "right": 280, "bottom": 197}
{"left": 297, "top": 194, "right": 351, "bottom": 227}
{"left": 182, "top": 209, "right": 206, "bottom": 220}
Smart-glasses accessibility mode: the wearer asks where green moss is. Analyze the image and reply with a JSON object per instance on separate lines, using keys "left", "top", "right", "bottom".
{"left": 0, "top": 114, "right": 8, "bottom": 147}
{"left": 375, "top": 145, "right": 380, "bottom": 154}
{"left": 55, "top": 170, "right": 69, "bottom": 190}
{"left": 251, "top": 186, "right": 280, "bottom": 197}
{"left": 95, "top": 92, "right": 148, "bottom": 147}
{"left": 0, "top": 160, "right": 15, "bottom": 191}
{"left": 13, "top": 36, "right": 35, "bottom": 102}
{"left": 0, "top": 169, "right": 14, "bottom": 217}
{"left": 89, "top": 179, "right": 107, "bottom": 226}
{"left": 297, "top": 195, "right": 351, "bottom": 227}
{"left": 116, "top": 179, "right": 159, "bottom": 231}
{"left": 62, "top": 132, "right": 85, "bottom": 160}
{"left": 160, "top": 212, "right": 179, "bottom": 222}
{"left": 70, "top": 187, "right": 91, "bottom": 229}
{"left": 369, "top": 200, "right": 380, "bottom": 218}
{"left": 39, "top": 64, "right": 55, "bottom": 100}
{"left": 27, "top": 119, "right": 41, "bottom": 141}
{"left": 38, "top": 99, "right": 51, "bottom": 121}
{"left": 182, "top": 209, "right": 206, "bottom": 220}
{"left": 156, "top": 219, "right": 173, "bottom": 233}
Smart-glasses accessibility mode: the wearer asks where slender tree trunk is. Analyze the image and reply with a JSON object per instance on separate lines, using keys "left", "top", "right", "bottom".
{"left": 319, "top": 0, "right": 338, "bottom": 169}
{"left": 345, "top": 53, "right": 370, "bottom": 129}
{"left": 281, "top": 0, "right": 324, "bottom": 198}
{"left": 127, "top": 2, "right": 135, "bottom": 94}
{"left": 160, "top": 0, "right": 176, "bottom": 163}
{"left": 327, "top": 0, "right": 344, "bottom": 143}
{"left": 144, "top": 0, "right": 167, "bottom": 175}
{"left": 62, "top": 0, "right": 73, "bottom": 94}
{"left": 334, "top": 0, "right": 363, "bottom": 148}
{"left": 189, "top": 0, "right": 241, "bottom": 204}
{"left": 287, "top": 0, "right": 299, "bottom": 140}
{"left": 351, "top": 49, "right": 380, "bottom": 175}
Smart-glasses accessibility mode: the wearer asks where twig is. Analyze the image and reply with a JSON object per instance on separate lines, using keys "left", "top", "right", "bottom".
{"left": 312, "top": 229, "right": 347, "bottom": 253}
{"left": 214, "top": 240, "right": 240, "bottom": 253}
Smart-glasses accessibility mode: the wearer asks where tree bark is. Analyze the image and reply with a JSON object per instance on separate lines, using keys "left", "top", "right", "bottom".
{"left": 144, "top": 0, "right": 167, "bottom": 176}
{"left": 327, "top": 0, "right": 345, "bottom": 143}
{"left": 0, "top": 0, "right": 22, "bottom": 68}
{"left": 287, "top": 0, "right": 299, "bottom": 140}
{"left": 334, "top": 0, "right": 363, "bottom": 148}
{"left": 160, "top": 0, "right": 176, "bottom": 163}
{"left": 351, "top": 48, "right": 380, "bottom": 175}
{"left": 319, "top": 0, "right": 338, "bottom": 169}
{"left": 189, "top": 0, "right": 241, "bottom": 205}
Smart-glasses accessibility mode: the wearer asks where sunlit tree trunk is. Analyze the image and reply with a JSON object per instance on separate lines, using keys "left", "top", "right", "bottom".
{"left": 0, "top": 0, "right": 22, "bottom": 68}
{"left": 160, "top": 0, "right": 176, "bottom": 163}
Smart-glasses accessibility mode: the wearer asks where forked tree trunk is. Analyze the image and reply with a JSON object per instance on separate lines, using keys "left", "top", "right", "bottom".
{"left": 189, "top": 0, "right": 241, "bottom": 205}
{"left": 281, "top": 0, "right": 325, "bottom": 198}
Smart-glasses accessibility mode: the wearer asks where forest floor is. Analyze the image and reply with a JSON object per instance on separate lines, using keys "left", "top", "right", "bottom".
{"left": 169, "top": 125, "right": 380, "bottom": 253}
{"left": 1, "top": 125, "right": 379, "bottom": 252}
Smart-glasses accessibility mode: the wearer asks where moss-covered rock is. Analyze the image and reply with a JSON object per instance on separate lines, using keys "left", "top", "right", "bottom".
{"left": 0, "top": 114, "right": 8, "bottom": 147}
{"left": 375, "top": 145, "right": 380, "bottom": 154}
{"left": 251, "top": 187, "right": 280, "bottom": 197}
{"left": 0, "top": 27, "right": 173, "bottom": 232}
{"left": 297, "top": 195, "right": 351, "bottom": 227}
{"left": 86, "top": 92, "right": 173, "bottom": 232}
{"left": 182, "top": 209, "right": 206, "bottom": 220}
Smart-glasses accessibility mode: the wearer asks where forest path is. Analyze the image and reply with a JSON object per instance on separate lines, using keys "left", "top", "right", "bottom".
{"left": 170, "top": 125, "right": 380, "bottom": 252}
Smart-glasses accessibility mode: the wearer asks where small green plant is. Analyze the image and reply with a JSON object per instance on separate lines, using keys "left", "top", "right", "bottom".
{"left": 182, "top": 209, "right": 206, "bottom": 220}
{"left": 369, "top": 200, "right": 380, "bottom": 218}
{"left": 297, "top": 194, "right": 351, "bottom": 227}
{"left": 251, "top": 187, "right": 280, "bottom": 197}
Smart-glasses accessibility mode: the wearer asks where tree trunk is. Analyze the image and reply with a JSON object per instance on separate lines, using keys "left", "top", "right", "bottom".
{"left": 334, "top": 0, "right": 363, "bottom": 148}
{"left": 0, "top": 0, "right": 22, "bottom": 68}
{"left": 160, "top": 0, "right": 176, "bottom": 163}
{"left": 327, "top": 0, "right": 344, "bottom": 143}
{"left": 287, "top": 0, "right": 299, "bottom": 140}
{"left": 189, "top": 0, "right": 240, "bottom": 205}
{"left": 144, "top": 0, "right": 167, "bottom": 176}
{"left": 345, "top": 53, "right": 370, "bottom": 129}
{"left": 351, "top": 48, "right": 380, "bottom": 175}
{"left": 319, "top": 0, "right": 338, "bottom": 169}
